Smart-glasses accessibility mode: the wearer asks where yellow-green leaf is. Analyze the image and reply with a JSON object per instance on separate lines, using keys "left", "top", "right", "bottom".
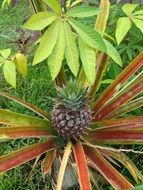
{"left": 133, "top": 10, "right": 143, "bottom": 15}
{"left": 42, "top": 0, "right": 62, "bottom": 14}
{"left": 66, "top": 5, "right": 101, "bottom": 18}
{"left": 0, "top": 48, "right": 11, "bottom": 58}
{"left": 104, "top": 39, "right": 122, "bottom": 66}
{"left": 78, "top": 38, "right": 95, "bottom": 85}
{"left": 48, "top": 23, "right": 65, "bottom": 80}
{"left": 15, "top": 53, "right": 27, "bottom": 77}
{"left": 23, "top": 11, "right": 57, "bottom": 30}
{"left": 64, "top": 22, "right": 79, "bottom": 76}
{"left": 68, "top": 18, "right": 106, "bottom": 52}
{"left": 115, "top": 17, "right": 131, "bottom": 45}
{"left": 33, "top": 21, "right": 60, "bottom": 65}
{"left": 122, "top": 3, "right": 138, "bottom": 16}
{"left": 132, "top": 18, "right": 143, "bottom": 33}
{"left": 134, "top": 15, "right": 143, "bottom": 20}
{"left": 3, "top": 60, "right": 16, "bottom": 88}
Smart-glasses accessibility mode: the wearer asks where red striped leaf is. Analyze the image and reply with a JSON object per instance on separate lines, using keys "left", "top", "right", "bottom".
{"left": 0, "top": 140, "right": 54, "bottom": 173}
{"left": 92, "top": 52, "right": 143, "bottom": 119}
{"left": 0, "top": 92, "right": 51, "bottom": 120}
{"left": 73, "top": 141, "right": 91, "bottom": 190}
{"left": 83, "top": 130, "right": 143, "bottom": 144}
{"left": 0, "top": 126, "right": 54, "bottom": 139}
{"left": 84, "top": 146, "right": 133, "bottom": 190}
{"left": 95, "top": 76, "right": 143, "bottom": 120}
{"left": 0, "top": 109, "right": 50, "bottom": 126}
{"left": 43, "top": 150, "right": 56, "bottom": 174}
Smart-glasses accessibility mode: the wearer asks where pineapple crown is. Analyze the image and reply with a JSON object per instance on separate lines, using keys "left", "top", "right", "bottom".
{"left": 56, "top": 80, "right": 88, "bottom": 111}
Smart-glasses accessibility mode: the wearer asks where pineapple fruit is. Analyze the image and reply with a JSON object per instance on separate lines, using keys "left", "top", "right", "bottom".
{"left": 52, "top": 80, "right": 91, "bottom": 139}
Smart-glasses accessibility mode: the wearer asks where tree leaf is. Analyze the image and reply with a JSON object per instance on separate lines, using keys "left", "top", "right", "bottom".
{"left": 68, "top": 18, "right": 106, "bottom": 52}
{"left": 42, "top": 0, "right": 62, "bottom": 14}
{"left": 64, "top": 22, "right": 79, "bottom": 76}
{"left": 3, "top": 60, "right": 16, "bottom": 88}
{"left": 132, "top": 18, "right": 143, "bottom": 33}
{"left": 15, "top": 53, "right": 27, "bottom": 77}
{"left": 66, "top": 5, "right": 101, "bottom": 17}
{"left": 133, "top": 10, "right": 143, "bottom": 15}
{"left": 23, "top": 11, "right": 57, "bottom": 30}
{"left": 122, "top": 3, "right": 138, "bottom": 16}
{"left": 104, "top": 39, "right": 122, "bottom": 66}
{"left": 48, "top": 23, "right": 65, "bottom": 80}
{"left": 33, "top": 21, "right": 60, "bottom": 65}
{"left": 0, "top": 48, "right": 11, "bottom": 58}
{"left": 78, "top": 38, "right": 96, "bottom": 85}
{"left": 115, "top": 17, "right": 131, "bottom": 45}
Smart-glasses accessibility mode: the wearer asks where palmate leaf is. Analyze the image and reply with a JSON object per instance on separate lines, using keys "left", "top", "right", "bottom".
{"left": 3, "top": 60, "right": 16, "bottom": 88}
{"left": 0, "top": 109, "right": 50, "bottom": 126}
{"left": 48, "top": 22, "right": 65, "bottom": 80}
{"left": 64, "top": 22, "right": 79, "bottom": 76}
{"left": 73, "top": 141, "right": 91, "bottom": 190}
{"left": 23, "top": 11, "right": 58, "bottom": 30}
{"left": 68, "top": 18, "right": 106, "bottom": 52}
{"left": 0, "top": 140, "right": 54, "bottom": 173}
{"left": 0, "top": 126, "right": 54, "bottom": 139}
{"left": 92, "top": 52, "right": 143, "bottom": 120}
{"left": 84, "top": 146, "right": 133, "bottom": 190}
{"left": 122, "top": 3, "right": 138, "bottom": 16}
{"left": 104, "top": 39, "right": 122, "bottom": 66}
{"left": 115, "top": 17, "right": 131, "bottom": 45}
{"left": 78, "top": 37, "right": 96, "bottom": 85}
{"left": 33, "top": 21, "right": 60, "bottom": 65}
{"left": 132, "top": 18, "right": 143, "bottom": 33}
{"left": 66, "top": 5, "right": 101, "bottom": 18}
{"left": 0, "top": 92, "right": 51, "bottom": 120}
{"left": 42, "top": 0, "right": 62, "bottom": 14}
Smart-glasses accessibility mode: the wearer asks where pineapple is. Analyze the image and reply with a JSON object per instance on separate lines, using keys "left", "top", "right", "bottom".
{"left": 52, "top": 80, "right": 91, "bottom": 139}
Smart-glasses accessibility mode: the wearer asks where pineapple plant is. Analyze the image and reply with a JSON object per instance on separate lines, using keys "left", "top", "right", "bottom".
{"left": 52, "top": 81, "right": 91, "bottom": 138}
{"left": 1, "top": 0, "right": 143, "bottom": 190}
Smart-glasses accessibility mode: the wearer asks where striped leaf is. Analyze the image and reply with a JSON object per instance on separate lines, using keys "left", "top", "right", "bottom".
{"left": 0, "top": 140, "right": 54, "bottom": 173}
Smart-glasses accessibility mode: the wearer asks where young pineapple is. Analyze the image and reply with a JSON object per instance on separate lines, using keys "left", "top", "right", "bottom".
{"left": 52, "top": 80, "right": 91, "bottom": 139}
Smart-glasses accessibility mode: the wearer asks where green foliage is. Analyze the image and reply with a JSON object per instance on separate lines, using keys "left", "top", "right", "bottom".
{"left": 115, "top": 3, "right": 143, "bottom": 45}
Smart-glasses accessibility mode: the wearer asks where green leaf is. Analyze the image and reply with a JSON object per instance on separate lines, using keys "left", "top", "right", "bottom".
{"left": 15, "top": 53, "right": 27, "bottom": 77}
{"left": 66, "top": 5, "right": 101, "bottom": 17}
{"left": 78, "top": 38, "right": 96, "bottom": 85}
{"left": 3, "top": 60, "right": 16, "bottom": 88}
{"left": 33, "top": 21, "right": 60, "bottom": 65}
{"left": 104, "top": 39, "right": 122, "bottom": 66}
{"left": 134, "top": 15, "right": 143, "bottom": 20}
{"left": 132, "top": 185, "right": 143, "bottom": 190}
{"left": 42, "top": 0, "right": 62, "bottom": 14}
{"left": 0, "top": 48, "right": 11, "bottom": 58}
{"left": 132, "top": 18, "right": 143, "bottom": 33}
{"left": 23, "top": 11, "right": 57, "bottom": 30}
{"left": 133, "top": 10, "right": 143, "bottom": 15}
{"left": 122, "top": 3, "right": 138, "bottom": 16}
{"left": 68, "top": 18, "right": 106, "bottom": 52}
{"left": 64, "top": 22, "right": 79, "bottom": 76}
{"left": 115, "top": 17, "right": 131, "bottom": 45}
{"left": 48, "top": 23, "right": 65, "bottom": 80}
